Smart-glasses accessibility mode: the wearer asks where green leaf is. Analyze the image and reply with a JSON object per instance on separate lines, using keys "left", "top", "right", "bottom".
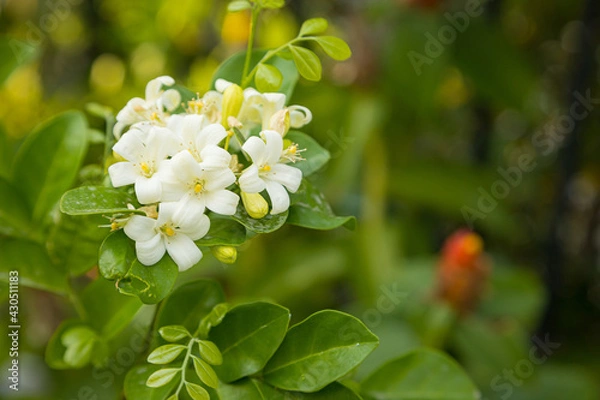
{"left": 159, "top": 325, "right": 191, "bottom": 342}
{"left": 209, "top": 302, "right": 290, "bottom": 383}
{"left": 117, "top": 256, "right": 179, "bottom": 305}
{"left": 154, "top": 280, "right": 225, "bottom": 342}
{"left": 125, "top": 365, "right": 179, "bottom": 400}
{"left": 256, "top": 63, "right": 284, "bottom": 92}
{"left": 263, "top": 310, "right": 379, "bottom": 392}
{"left": 289, "top": 45, "right": 322, "bottom": 81}
{"left": 361, "top": 348, "right": 480, "bottom": 400}
{"left": 11, "top": 111, "right": 88, "bottom": 223}
{"left": 0, "top": 125, "right": 13, "bottom": 179}
{"left": 0, "top": 176, "right": 31, "bottom": 236}
{"left": 197, "top": 303, "right": 230, "bottom": 338}
{"left": 193, "top": 355, "right": 219, "bottom": 389}
{"left": 288, "top": 180, "right": 355, "bottom": 230}
{"left": 146, "top": 368, "right": 181, "bottom": 388}
{"left": 148, "top": 344, "right": 187, "bottom": 364}
{"left": 197, "top": 340, "right": 223, "bottom": 365}
{"left": 296, "top": 382, "right": 363, "bottom": 399}
{"left": 230, "top": 206, "right": 288, "bottom": 234}
{"left": 186, "top": 382, "right": 210, "bottom": 400}
{"left": 47, "top": 214, "right": 109, "bottom": 276}
{"left": 211, "top": 51, "right": 298, "bottom": 101}
{"left": 60, "top": 186, "right": 139, "bottom": 216}
{"left": 228, "top": 0, "right": 252, "bottom": 12}
{"left": 0, "top": 37, "right": 38, "bottom": 86}
{"left": 81, "top": 277, "right": 143, "bottom": 338}
{"left": 218, "top": 378, "right": 285, "bottom": 399}
{"left": 61, "top": 326, "right": 98, "bottom": 368}
{"left": 0, "top": 239, "right": 67, "bottom": 294}
{"left": 46, "top": 320, "right": 85, "bottom": 369}
{"left": 98, "top": 230, "right": 136, "bottom": 280}
{"left": 299, "top": 18, "right": 328, "bottom": 36}
{"left": 257, "top": 0, "right": 285, "bottom": 9}
{"left": 196, "top": 217, "right": 246, "bottom": 246}
{"left": 285, "top": 131, "right": 330, "bottom": 176}
{"left": 313, "top": 36, "right": 352, "bottom": 61}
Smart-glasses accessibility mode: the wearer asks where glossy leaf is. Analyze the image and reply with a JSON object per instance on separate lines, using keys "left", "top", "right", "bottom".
{"left": 117, "top": 257, "right": 179, "bottom": 304}
{"left": 258, "top": 0, "right": 285, "bottom": 9}
{"left": 60, "top": 186, "right": 139, "bottom": 216}
{"left": 289, "top": 45, "right": 322, "bottom": 81}
{"left": 197, "top": 340, "right": 223, "bottom": 365}
{"left": 209, "top": 302, "right": 290, "bottom": 383}
{"left": 228, "top": 0, "right": 251, "bottom": 12}
{"left": 285, "top": 131, "right": 331, "bottom": 176}
{"left": 0, "top": 238, "right": 67, "bottom": 294}
{"left": 192, "top": 355, "right": 219, "bottom": 388}
{"left": 256, "top": 63, "right": 284, "bottom": 92}
{"left": 230, "top": 205, "right": 288, "bottom": 233}
{"left": 124, "top": 365, "right": 179, "bottom": 400}
{"left": 154, "top": 280, "right": 225, "bottom": 341}
{"left": 211, "top": 51, "right": 298, "bottom": 101}
{"left": 197, "top": 303, "right": 230, "bottom": 338}
{"left": 0, "top": 177, "right": 31, "bottom": 236}
{"left": 45, "top": 320, "right": 85, "bottom": 369}
{"left": 196, "top": 217, "right": 246, "bottom": 246}
{"left": 98, "top": 230, "right": 136, "bottom": 280}
{"left": 61, "top": 326, "right": 97, "bottom": 368}
{"left": 159, "top": 325, "right": 191, "bottom": 342}
{"left": 299, "top": 18, "right": 328, "bottom": 36}
{"left": 146, "top": 368, "right": 181, "bottom": 388}
{"left": 288, "top": 180, "right": 356, "bottom": 230}
{"left": 186, "top": 382, "right": 210, "bottom": 400}
{"left": 361, "top": 348, "right": 480, "bottom": 400}
{"left": 148, "top": 344, "right": 187, "bottom": 364}
{"left": 313, "top": 36, "right": 352, "bottom": 61}
{"left": 218, "top": 378, "right": 285, "bottom": 399}
{"left": 11, "top": 111, "right": 88, "bottom": 222}
{"left": 264, "top": 310, "right": 379, "bottom": 392}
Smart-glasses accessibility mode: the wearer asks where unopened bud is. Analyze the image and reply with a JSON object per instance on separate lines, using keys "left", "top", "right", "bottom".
{"left": 211, "top": 246, "right": 237, "bottom": 264}
{"left": 221, "top": 84, "right": 244, "bottom": 128}
{"left": 269, "top": 109, "right": 291, "bottom": 136}
{"left": 241, "top": 191, "right": 269, "bottom": 219}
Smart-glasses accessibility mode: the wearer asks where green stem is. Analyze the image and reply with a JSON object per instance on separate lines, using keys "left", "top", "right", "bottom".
{"left": 175, "top": 338, "right": 196, "bottom": 396}
{"left": 66, "top": 283, "right": 88, "bottom": 320}
{"left": 241, "top": 6, "right": 260, "bottom": 86}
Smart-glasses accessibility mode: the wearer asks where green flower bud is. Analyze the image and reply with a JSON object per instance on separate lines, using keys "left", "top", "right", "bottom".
{"left": 211, "top": 246, "right": 237, "bottom": 264}
{"left": 221, "top": 84, "right": 244, "bottom": 129}
{"left": 241, "top": 191, "right": 269, "bottom": 219}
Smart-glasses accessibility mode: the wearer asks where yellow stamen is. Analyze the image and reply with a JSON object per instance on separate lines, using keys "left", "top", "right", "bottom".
{"left": 140, "top": 162, "right": 151, "bottom": 175}
{"left": 110, "top": 222, "right": 119, "bottom": 231}
{"left": 260, "top": 165, "right": 271, "bottom": 172}
{"left": 164, "top": 227, "right": 176, "bottom": 237}
{"left": 150, "top": 112, "right": 159, "bottom": 121}
{"left": 194, "top": 183, "right": 203, "bottom": 193}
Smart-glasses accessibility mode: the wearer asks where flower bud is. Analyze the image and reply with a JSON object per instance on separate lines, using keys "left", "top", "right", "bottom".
{"left": 241, "top": 191, "right": 269, "bottom": 219}
{"left": 269, "top": 108, "right": 291, "bottom": 136}
{"left": 211, "top": 246, "right": 237, "bottom": 264}
{"left": 221, "top": 84, "right": 244, "bottom": 129}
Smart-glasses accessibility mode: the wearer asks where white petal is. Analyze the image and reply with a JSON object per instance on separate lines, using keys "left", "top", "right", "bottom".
{"left": 239, "top": 165, "right": 266, "bottom": 193}
{"left": 261, "top": 130, "right": 284, "bottom": 165}
{"left": 136, "top": 234, "right": 166, "bottom": 266}
{"left": 265, "top": 180, "right": 290, "bottom": 215}
{"left": 113, "top": 122, "right": 127, "bottom": 139}
{"left": 172, "top": 194, "right": 206, "bottom": 226}
{"left": 263, "top": 93, "right": 286, "bottom": 109}
{"left": 200, "top": 145, "right": 231, "bottom": 169}
{"left": 124, "top": 215, "right": 158, "bottom": 241}
{"left": 179, "top": 213, "right": 211, "bottom": 241}
{"left": 146, "top": 76, "right": 174, "bottom": 101}
{"left": 289, "top": 105, "right": 313, "bottom": 128}
{"left": 113, "top": 130, "right": 145, "bottom": 162}
{"left": 197, "top": 124, "right": 227, "bottom": 149}
{"left": 165, "top": 234, "right": 203, "bottom": 271}
{"left": 204, "top": 168, "right": 236, "bottom": 191}
{"left": 161, "top": 89, "right": 181, "bottom": 111}
{"left": 149, "top": 127, "right": 180, "bottom": 159}
{"left": 266, "top": 163, "right": 302, "bottom": 193}
{"left": 135, "top": 176, "right": 162, "bottom": 204}
{"left": 157, "top": 202, "right": 178, "bottom": 226}
{"left": 242, "top": 136, "right": 267, "bottom": 164}
{"left": 205, "top": 190, "right": 239, "bottom": 215}
{"left": 215, "top": 78, "right": 232, "bottom": 93}
{"left": 169, "top": 150, "right": 203, "bottom": 183}
{"left": 108, "top": 162, "right": 139, "bottom": 187}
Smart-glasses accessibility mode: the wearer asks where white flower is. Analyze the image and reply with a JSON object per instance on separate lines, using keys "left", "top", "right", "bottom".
{"left": 239, "top": 130, "right": 302, "bottom": 214}
{"left": 167, "top": 114, "right": 231, "bottom": 169}
{"left": 161, "top": 150, "right": 239, "bottom": 216}
{"left": 215, "top": 79, "right": 312, "bottom": 135}
{"left": 124, "top": 202, "right": 210, "bottom": 271}
{"left": 114, "top": 76, "right": 181, "bottom": 138}
{"left": 108, "top": 125, "right": 179, "bottom": 204}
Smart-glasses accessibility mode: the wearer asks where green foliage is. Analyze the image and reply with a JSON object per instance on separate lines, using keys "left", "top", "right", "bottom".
{"left": 60, "top": 186, "right": 139, "bottom": 216}
{"left": 255, "top": 63, "right": 284, "bottom": 92}
{"left": 361, "top": 348, "right": 480, "bottom": 400}
{"left": 285, "top": 131, "right": 331, "bottom": 176}
{"left": 0, "top": 37, "right": 38, "bottom": 86}
{"left": 289, "top": 45, "right": 322, "bottom": 82}
{"left": 299, "top": 18, "right": 329, "bottom": 37}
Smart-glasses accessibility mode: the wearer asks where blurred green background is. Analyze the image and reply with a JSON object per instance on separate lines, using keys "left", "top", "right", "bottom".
{"left": 1, "top": 0, "right": 599, "bottom": 399}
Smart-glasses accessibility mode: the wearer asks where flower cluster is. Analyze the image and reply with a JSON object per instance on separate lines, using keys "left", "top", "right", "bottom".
{"left": 108, "top": 76, "right": 311, "bottom": 271}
